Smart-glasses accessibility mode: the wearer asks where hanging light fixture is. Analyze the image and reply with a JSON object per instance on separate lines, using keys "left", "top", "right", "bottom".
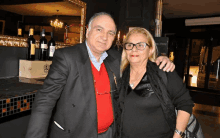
{"left": 50, "top": 10, "right": 63, "bottom": 29}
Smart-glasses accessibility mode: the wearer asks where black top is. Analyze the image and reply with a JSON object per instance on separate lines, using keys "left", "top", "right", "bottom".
{"left": 118, "top": 61, "right": 194, "bottom": 138}
{"left": 122, "top": 75, "right": 172, "bottom": 138}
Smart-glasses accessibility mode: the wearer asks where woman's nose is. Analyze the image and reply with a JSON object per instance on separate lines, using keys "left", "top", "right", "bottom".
{"left": 132, "top": 45, "right": 138, "bottom": 51}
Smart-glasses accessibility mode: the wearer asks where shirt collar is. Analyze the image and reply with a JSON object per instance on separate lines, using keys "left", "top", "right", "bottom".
{"left": 85, "top": 41, "right": 108, "bottom": 70}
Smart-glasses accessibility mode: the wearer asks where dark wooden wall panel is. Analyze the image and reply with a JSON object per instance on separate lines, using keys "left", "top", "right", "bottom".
{"left": 126, "top": 0, "right": 143, "bottom": 19}
{"left": 82, "top": 0, "right": 120, "bottom": 25}
{"left": 118, "top": 0, "right": 156, "bottom": 35}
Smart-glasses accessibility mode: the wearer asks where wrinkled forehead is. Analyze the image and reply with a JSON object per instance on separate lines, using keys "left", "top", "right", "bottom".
{"left": 91, "top": 15, "right": 116, "bottom": 31}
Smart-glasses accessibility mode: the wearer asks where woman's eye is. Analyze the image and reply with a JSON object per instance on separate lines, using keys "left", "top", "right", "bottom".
{"left": 138, "top": 43, "right": 145, "bottom": 47}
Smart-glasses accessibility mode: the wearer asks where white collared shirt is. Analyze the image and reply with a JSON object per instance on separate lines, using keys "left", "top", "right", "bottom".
{"left": 85, "top": 41, "right": 108, "bottom": 71}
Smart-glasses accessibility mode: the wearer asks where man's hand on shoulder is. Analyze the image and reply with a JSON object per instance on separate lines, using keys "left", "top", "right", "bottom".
{"left": 156, "top": 56, "right": 175, "bottom": 72}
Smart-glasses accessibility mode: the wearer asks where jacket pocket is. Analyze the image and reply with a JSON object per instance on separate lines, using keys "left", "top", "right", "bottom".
{"left": 54, "top": 121, "right": 65, "bottom": 130}
{"left": 49, "top": 121, "right": 70, "bottom": 138}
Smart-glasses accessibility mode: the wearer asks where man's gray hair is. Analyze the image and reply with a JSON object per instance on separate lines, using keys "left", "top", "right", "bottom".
{"left": 87, "top": 12, "right": 117, "bottom": 32}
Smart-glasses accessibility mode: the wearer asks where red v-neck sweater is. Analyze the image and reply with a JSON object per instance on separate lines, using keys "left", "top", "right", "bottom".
{"left": 91, "top": 62, "right": 114, "bottom": 134}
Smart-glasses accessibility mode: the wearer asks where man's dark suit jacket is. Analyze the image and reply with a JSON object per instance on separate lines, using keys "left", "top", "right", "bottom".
{"left": 25, "top": 42, "right": 121, "bottom": 138}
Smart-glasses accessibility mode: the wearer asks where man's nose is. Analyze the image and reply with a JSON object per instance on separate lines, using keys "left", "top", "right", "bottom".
{"left": 101, "top": 32, "right": 108, "bottom": 40}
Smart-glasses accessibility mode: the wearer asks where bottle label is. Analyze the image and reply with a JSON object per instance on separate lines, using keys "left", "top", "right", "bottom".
{"left": 18, "top": 29, "right": 22, "bottom": 36}
{"left": 31, "top": 44, "right": 35, "bottom": 55}
{"left": 30, "top": 28, "right": 34, "bottom": 35}
{"left": 49, "top": 46, "right": 55, "bottom": 57}
{"left": 41, "top": 44, "right": 48, "bottom": 49}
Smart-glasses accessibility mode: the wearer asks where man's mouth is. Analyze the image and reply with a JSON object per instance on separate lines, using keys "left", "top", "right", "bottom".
{"left": 98, "top": 41, "right": 106, "bottom": 45}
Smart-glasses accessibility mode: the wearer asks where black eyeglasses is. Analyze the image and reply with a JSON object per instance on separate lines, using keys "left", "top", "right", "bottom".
{"left": 124, "top": 42, "right": 150, "bottom": 50}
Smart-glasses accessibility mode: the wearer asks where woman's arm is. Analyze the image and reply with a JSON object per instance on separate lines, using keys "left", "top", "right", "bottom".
{"left": 173, "top": 110, "right": 191, "bottom": 138}
{"left": 167, "top": 71, "right": 194, "bottom": 113}
{"left": 166, "top": 71, "right": 194, "bottom": 138}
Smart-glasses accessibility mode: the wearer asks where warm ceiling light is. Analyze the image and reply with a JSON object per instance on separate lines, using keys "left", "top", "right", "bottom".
{"left": 50, "top": 19, "right": 63, "bottom": 28}
{"left": 50, "top": 10, "right": 63, "bottom": 29}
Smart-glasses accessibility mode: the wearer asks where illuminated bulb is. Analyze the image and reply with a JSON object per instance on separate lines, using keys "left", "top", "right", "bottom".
{"left": 50, "top": 19, "right": 63, "bottom": 28}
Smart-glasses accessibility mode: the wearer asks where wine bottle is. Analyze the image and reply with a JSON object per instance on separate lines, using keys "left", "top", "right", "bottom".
{"left": 39, "top": 29, "right": 48, "bottom": 60}
{"left": 48, "top": 32, "right": 56, "bottom": 60}
{"left": 27, "top": 28, "right": 35, "bottom": 60}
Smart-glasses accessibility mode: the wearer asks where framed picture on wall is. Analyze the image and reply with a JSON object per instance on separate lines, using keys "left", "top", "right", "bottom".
{"left": 0, "top": 20, "right": 5, "bottom": 35}
{"left": 64, "top": 33, "right": 80, "bottom": 45}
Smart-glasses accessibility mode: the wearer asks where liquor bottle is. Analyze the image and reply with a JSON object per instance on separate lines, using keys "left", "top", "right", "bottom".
{"left": 27, "top": 28, "right": 35, "bottom": 60}
{"left": 39, "top": 29, "right": 48, "bottom": 60}
{"left": 17, "top": 21, "right": 22, "bottom": 37}
{"left": 168, "top": 40, "right": 176, "bottom": 62}
{"left": 48, "top": 32, "right": 56, "bottom": 60}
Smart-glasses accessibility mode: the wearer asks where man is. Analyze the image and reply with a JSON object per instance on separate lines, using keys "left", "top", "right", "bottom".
{"left": 26, "top": 12, "right": 175, "bottom": 138}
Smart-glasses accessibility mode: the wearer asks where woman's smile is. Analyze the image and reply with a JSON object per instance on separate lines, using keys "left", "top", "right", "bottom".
{"left": 131, "top": 55, "right": 139, "bottom": 57}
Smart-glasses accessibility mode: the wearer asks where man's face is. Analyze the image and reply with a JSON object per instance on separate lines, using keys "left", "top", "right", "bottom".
{"left": 86, "top": 15, "right": 116, "bottom": 57}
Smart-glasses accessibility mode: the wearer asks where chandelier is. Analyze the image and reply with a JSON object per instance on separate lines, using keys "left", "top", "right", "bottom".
{"left": 50, "top": 10, "right": 63, "bottom": 29}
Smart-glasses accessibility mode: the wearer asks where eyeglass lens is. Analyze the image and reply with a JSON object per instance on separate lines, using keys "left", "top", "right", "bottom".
{"left": 125, "top": 42, "right": 148, "bottom": 50}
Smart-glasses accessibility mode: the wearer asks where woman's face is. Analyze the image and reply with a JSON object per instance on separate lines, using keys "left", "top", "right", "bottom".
{"left": 125, "top": 33, "right": 152, "bottom": 65}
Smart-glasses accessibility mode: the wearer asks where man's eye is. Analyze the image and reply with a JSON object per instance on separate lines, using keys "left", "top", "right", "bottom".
{"left": 97, "top": 28, "right": 102, "bottom": 32}
{"left": 108, "top": 32, "right": 115, "bottom": 36}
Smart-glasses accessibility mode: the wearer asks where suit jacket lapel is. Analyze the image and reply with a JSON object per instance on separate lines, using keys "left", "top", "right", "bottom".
{"left": 76, "top": 43, "right": 97, "bottom": 127}
{"left": 104, "top": 56, "right": 119, "bottom": 94}
{"left": 104, "top": 53, "right": 121, "bottom": 117}
{"left": 104, "top": 54, "right": 120, "bottom": 136}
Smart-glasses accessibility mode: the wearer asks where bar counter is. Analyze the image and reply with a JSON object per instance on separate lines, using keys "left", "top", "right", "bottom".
{"left": 0, "top": 77, "right": 44, "bottom": 118}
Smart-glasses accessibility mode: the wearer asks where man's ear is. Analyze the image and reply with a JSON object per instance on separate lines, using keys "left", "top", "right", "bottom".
{"left": 86, "top": 29, "right": 89, "bottom": 38}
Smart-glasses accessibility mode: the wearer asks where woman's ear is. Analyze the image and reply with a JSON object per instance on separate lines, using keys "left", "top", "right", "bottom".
{"left": 149, "top": 46, "right": 155, "bottom": 56}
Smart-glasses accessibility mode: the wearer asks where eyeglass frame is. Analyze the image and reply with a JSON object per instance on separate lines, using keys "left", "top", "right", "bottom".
{"left": 94, "top": 67, "right": 118, "bottom": 95}
{"left": 124, "top": 42, "right": 150, "bottom": 50}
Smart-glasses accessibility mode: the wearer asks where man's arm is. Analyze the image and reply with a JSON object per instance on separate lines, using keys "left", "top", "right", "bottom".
{"left": 25, "top": 49, "right": 69, "bottom": 138}
{"left": 156, "top": 56, "right": 175, "bottom": 72}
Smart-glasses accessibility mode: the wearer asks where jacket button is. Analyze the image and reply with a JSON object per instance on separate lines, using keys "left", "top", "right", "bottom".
{"left": 72, "top": 104, "right": 75, "bottom": 107}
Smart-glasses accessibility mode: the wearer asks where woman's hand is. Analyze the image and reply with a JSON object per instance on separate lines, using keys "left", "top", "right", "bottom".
{"left": 156, "top": 56, "right": 175, "bottom": 72}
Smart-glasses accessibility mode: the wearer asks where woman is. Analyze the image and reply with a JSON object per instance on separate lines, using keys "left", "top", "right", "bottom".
{"left": 117, "top": 27, "right": 194, "bottom": 138}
